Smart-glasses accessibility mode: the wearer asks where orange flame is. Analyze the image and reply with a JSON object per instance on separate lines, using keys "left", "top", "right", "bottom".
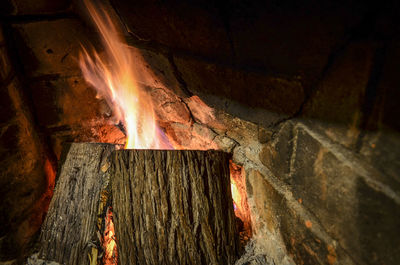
{"left": 79, "top": 0, "right": 171, "bottom": 149}
{"left": 230, "top": 161, "right": 252, "bottom": 241}
{"left": 103, "top": 207, "right": 118, "bottom": 264}
{"left": 231, "top": 181, "right": 241, "bottom": 210}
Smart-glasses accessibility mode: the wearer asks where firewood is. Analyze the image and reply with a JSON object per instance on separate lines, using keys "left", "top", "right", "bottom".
{"left": 111, "top": 150, "right": 240, "bottom": 265}
{"left": 37, "top": 143, "right": 115, "bottom": 265}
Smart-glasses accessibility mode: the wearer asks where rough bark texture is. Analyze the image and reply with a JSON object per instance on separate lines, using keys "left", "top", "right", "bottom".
{"left": 38, "top": 143, "right": 115, "bottom": 265}
{"left": 111, "top": 149, "right": 239, "bottom": 265}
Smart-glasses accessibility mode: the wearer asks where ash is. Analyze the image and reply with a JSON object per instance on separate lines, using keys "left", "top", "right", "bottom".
{"left": 26, "top": 253, "right": 61, "bottom": 265}
{"left": 235, "top": 240, "right": 276, "bottom": 265}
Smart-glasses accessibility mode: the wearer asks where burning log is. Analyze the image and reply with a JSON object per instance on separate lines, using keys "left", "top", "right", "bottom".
{"left": 35, "top": 145, "right": 239, "bottom": 264}
{"left": 111, "top": 150, "right": 240, "bottom": 265}
{"left": 37, "top": 143, "right": 115, "bottom": 265}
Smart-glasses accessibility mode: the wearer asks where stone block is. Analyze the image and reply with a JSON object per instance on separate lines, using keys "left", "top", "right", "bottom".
{"left": 150, "top": 87, "right": 191, "bottom": 125}
{"left": 222, "top": 114, "right": 258, "bottom": 147}
{"left": 111, "top": 0, "right": 231, "bottom": 60}
{"left": 12, "top": 19, "right": 90, "bottom": 77}
{"left": 164, "top": 122, "right": 217, "bottom": 150}
{"left": 257, "top": 120, "right": 400, "bottom": 264}
{"left": 213, "top": 135, "right": 237, "bottom": 153}
{"left": 247, "top": 170, "right": 281, "bottom": 234}
{"left": 287, "top": 125, "right": 400, "bottom": 264}
{"left": 228, "top": 1, "right": 368, "bottom": 83}
{"left": 302, "top": 42, "right": 375, "bottom": 148}
{"left": 139, "top": 49, "right": 185, "bottom": 97}
{"left": 359, "top": 41, "right": 400, "bottom": 182}
{"left": 259, "top": 122, "right": 294, "bottom": 180}
{"left": 0, "top": 78, "right": 48, "bottom": 260}
{"left": 278, "top": 198, "right": 352, "bottom": 265}
{"left": 257, "top": 126, "right": 273, "bottom": 144}
{"left": 174, "top": 55, "right": 304, "bottom": 126}
{"left": 29, "top": 76, "right": 102, "bottom": 127}
{"left": 356, "top": 178, "right": 400, "bottom": 264}
{"left": 246, "top": 169, "right": 351, "bottom": 265}
{"left": 185, "top": 95, "right": 216, "bottom": 125}
{"left": 1, "top": 0, "right": 70, "bottom": 15}
{"left": 289, "top": 127, "right": 360, "bottom": 253}
{"left": 359, "top": 129, "right": 400, "bottom": 185}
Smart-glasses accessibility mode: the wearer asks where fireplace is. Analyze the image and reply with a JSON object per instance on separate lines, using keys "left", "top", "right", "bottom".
{"left": 1, "top": 0, "right": 400, "bottom": 264}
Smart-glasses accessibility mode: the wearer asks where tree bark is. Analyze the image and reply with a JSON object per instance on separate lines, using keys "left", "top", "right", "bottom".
{"left": 111, "top": 150, "right": 240, "bottom": 265}
{"left": 38, "top": 143, "right": 115, "bottom": 265}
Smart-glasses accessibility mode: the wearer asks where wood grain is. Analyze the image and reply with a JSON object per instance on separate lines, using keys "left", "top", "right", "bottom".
{"left": 111, "top": 149, "right": 240, "bottom": 265}
{"left": 38, "top": 143, "right": 115, "bottom": 265}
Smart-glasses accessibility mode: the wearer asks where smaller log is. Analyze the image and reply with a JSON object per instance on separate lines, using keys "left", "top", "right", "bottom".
{"left": 38, "top": 143, "right": 115, "bottom": 265}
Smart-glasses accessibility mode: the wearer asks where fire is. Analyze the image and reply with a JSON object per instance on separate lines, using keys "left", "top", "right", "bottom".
{"left": 79, "top": 0, "right": 171, "bottom": 149}
{"left": 103, "top": 207, "right": 117, "bottom": 264}
{"left": 78, "top": 1, "right": 173, "bottom": 263}
{"left": 230, "top": 161, "right": 252, "bottom": 241}
{"left": 79, "top": 0, "right": 251, "bottom": 257}
{"left": 231, "top": 181, "right": 241, "bottom": 210}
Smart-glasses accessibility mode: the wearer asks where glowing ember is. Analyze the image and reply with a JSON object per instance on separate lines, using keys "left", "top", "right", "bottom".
{"left": 103, "top": 207, "right": 117, "bottom": 265}
{"left": 79, "top": 0, "right": 172, "bottom": 149}
{"left": 230, "top": 161, "right": 252, "bottom": 241}
{"left": 231, "top": 181, "right": 241, "bottom": 210}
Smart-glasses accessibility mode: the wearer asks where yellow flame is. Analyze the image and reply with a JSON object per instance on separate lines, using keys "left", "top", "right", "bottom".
{"left": 79, "top": 0, "right": 171, "bottom": 149}
{"left": 231, "top": 181, "right": 241, "bottom": 208}
{"left": 103, "top": 207, "right": 117, "bottom": 265}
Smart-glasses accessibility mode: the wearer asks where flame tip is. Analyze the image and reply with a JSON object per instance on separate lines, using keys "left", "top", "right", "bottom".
{"left": 80, "top": 0, "right": 174, "bottom": 151}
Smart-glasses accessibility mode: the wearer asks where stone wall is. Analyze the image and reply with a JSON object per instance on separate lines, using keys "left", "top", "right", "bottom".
{"left": 0, "top": 0, "right": 399, "bottom": 264}
{"left": 0, "top": 23, "right": 55, "bottom": 263}
{"left": 109, "top": 1, "right": 400, "bottom": 264}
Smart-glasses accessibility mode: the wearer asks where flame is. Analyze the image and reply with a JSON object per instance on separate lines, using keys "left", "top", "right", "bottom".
{"left": 229, "top": 161, "right": 252, "bottom": 241}
{"left": 103, "top": 207, "right": 118, "bottom": 264}
{"left": 79, "top": 0, "right": 171, "bottom": 149}
{"left": 79, "top": 0, "right": 251, "bottom": 255}
{"left": 231, "top": 181, "right": 241, "bottom": 209}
